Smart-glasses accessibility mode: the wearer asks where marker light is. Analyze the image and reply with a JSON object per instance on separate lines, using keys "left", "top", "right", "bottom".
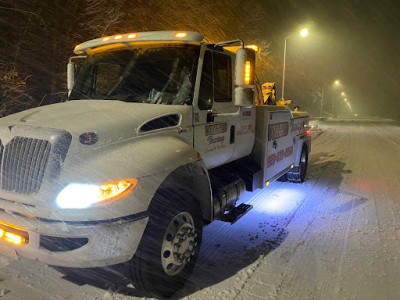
{"left": 265, "top": 181, "right": 270, "bottom": 186}
{"left": 244, "top": 61, "right": 251, "bottom": 84}
{"left": 290, "top": 164, "right": 294, "bottom": 169}
{"left": 101, "top": 36, "right": 111, "bottom": 42}
{"left": 114, "top": 35, "right": 123, "bottom": 40}
{"left": 5, "top": 232, "right": 23, "bottom": 245}
{"left": 174, "top": 32, "right": 187, "bottom": 38}
{"left": 74, "top": 44, "right": 82, "bottom": 50}
{"left": 306, "top": 128, "right": 311, "bottom": 137}
{"left": 0, "top": 222, "right": 28, "bottom": 245}
{"left": 246, "top": 45, "right": 260, "bottom": 53}
{"left": 56, "top": 178, "right": 138, "bottom": 209}
{"left": 127, "top": 33, "right": 137, "bottom": 39}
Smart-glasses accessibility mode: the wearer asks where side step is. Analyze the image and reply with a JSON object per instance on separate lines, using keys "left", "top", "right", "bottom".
{"left": 220, "top": 203, "right": 253, "bottom": 224}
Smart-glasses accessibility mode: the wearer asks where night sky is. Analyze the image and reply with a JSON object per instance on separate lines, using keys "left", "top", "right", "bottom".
{"left": 262, "top": 0, "right": 400, "bottom": 119}
{"left": 0, "top": 0, "right": 399, "bottom": 120}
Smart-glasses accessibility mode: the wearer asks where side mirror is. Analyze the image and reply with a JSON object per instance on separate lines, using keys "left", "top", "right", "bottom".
{"left": 234, "top": 48, "right": 256, "bottom": 107}
{"left": 198, "top": 97, "right": 214, "bottom": 111}
{"left": 67, "top": 62, "right": 75, "bottom": 96}
{"left": 67, "top": 56, "right": 86, "bottom": 97}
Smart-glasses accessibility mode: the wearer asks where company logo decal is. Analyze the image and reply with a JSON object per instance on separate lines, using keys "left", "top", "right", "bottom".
{"left": 268, "top": 122, "right": 289, "bottom": 141}
{"left": 205, "top": 123, "right": 227, "bottom": 136}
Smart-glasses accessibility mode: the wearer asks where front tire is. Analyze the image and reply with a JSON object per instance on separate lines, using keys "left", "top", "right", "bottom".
{"left": 130, "top": 190, "right": 203, "bottom": 298}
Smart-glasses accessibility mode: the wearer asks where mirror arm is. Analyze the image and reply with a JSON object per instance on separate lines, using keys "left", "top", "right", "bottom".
{"left": 214, "top": 39, "right": 244, "bottom": 48}
{"left": 69, "top": 55, "right": 87, "bottom": 63}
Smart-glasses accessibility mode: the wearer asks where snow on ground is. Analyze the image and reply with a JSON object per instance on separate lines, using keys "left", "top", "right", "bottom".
{"left": 1, "top": 118, "right": 400, "bottom": 299}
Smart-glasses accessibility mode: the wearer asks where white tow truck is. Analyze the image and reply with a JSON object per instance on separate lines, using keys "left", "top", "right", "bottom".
{"left": 0, "top": 31, "right": 310, "bottom": 297}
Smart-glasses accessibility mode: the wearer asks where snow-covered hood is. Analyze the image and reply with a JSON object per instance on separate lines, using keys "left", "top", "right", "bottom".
{"left": 0, "top": 100, "right": 192, "bottom": 152}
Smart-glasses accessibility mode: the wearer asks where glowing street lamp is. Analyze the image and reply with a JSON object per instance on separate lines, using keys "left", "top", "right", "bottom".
{"left": 331, "top": 80, "right": 343, "bottom": 115}
{"left": 320, "top": 79, "right": 342, "bottom": 117}
{"left": 282, "top": 28, "right": 309, "bottom": 99}
{"left": 300, "top": 28, "right": 309, "bottom": 37}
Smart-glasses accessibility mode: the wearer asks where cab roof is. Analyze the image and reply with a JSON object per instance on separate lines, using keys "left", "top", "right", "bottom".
{"left": 74, "top": 31, "right": 205, "bottom": 54}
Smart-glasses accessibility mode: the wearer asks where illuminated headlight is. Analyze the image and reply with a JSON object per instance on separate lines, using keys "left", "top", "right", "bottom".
{"left": 56, "top": 179, "right": 138, "bottom": 209}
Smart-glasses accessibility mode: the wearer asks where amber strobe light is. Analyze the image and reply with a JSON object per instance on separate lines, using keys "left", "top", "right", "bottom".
{"left": 174, "top": 32, "right": 187, "bottom": 38}
{"left": 244, "top": 61, "right": 251, "bottom": 84}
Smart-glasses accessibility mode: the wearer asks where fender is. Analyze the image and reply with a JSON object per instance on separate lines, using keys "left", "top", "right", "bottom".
{"left": 155, "top": 162, "right": 213, "bottom": 223}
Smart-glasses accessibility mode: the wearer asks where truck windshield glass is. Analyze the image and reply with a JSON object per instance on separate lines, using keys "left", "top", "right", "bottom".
{"left": 69, "top": 45, "right": 199, "bottom": 105}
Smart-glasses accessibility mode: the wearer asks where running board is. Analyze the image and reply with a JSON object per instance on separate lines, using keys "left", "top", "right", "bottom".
{"left": 220, "top": 203, "right": 253, "bottom": 224}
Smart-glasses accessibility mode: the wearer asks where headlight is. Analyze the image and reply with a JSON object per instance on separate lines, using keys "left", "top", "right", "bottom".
{"left": 56, "top": 178, "right": 138, "bottom": 209}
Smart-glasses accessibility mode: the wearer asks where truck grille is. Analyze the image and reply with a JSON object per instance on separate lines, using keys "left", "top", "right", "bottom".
{"left": 2, "top": 137, "right": 51, "bottom": 194}
{"left": 0, "top": 127, "right": 72, "bottom": 195}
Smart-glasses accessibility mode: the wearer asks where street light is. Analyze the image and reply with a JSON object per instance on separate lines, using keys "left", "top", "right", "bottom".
{"left": 331, "top": 80, "right": 342, "bottom": 116}
{"left": 282, "top": 28, "right": 309, "bottom": 99}
{"left": 320, "top": 80, "right": 341, "bottom": 118}
{"left": 300, "top": 28, "right": 309, "bottom": 37}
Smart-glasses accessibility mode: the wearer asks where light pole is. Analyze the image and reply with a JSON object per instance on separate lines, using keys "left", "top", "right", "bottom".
{"left": 332, "top": 80, "right": 342, "bottom": 115}
{"left": 320, "top": 80, "right": 341, "bottom": 118}
{"left": 319, "top": 88, "right": 324, "bottom": 118}
{"left": 282, "top": 28, "right": 309, "bottom": 99}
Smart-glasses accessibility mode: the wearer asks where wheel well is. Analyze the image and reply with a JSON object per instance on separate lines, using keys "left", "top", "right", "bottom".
{"left": 302, "top": 143, "right": 308, "bottom": 154}
{"left": 152, "top": 163, "right": 213, "bottom": 224}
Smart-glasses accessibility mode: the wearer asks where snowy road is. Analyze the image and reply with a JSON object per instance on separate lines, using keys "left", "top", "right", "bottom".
{"left": 1, "top": 119, "right": 400, "bottom": 299}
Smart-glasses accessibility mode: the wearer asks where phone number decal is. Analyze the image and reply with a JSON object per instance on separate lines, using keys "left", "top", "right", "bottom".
{"left": 267, "top": 146, "right": 293, "bottom": 167}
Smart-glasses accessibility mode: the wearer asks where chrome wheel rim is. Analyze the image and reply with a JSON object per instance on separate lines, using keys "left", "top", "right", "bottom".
{"left": 161, "top": 212, "right": 197, "bottom": 276}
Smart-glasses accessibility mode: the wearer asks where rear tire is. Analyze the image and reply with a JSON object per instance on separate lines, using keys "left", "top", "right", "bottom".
{"left": 288, "top": 146, "right": 308, "bottom": 183}
{"left": 130, "top": 190, "right": 203, "bottom": 298}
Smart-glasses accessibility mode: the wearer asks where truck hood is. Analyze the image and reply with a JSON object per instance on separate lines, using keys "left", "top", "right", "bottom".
{"left": 0, "top": 100, "right": 192, "bottom": 152}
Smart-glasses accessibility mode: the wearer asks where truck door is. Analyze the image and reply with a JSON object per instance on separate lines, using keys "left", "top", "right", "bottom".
{"left": 265, "top": 110, "right": 295, "bottom": 180}
{"left": 193, "top": 49, "right": 236, "bottom": 169}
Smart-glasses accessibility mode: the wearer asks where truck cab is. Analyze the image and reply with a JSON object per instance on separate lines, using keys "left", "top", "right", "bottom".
{"left": 0, "top": 31, "right": 310, "bottom": 298}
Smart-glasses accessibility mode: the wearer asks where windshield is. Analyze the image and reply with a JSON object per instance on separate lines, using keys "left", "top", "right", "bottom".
{"left": 69, "top": 44, "right": 199, "bottom": 105}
